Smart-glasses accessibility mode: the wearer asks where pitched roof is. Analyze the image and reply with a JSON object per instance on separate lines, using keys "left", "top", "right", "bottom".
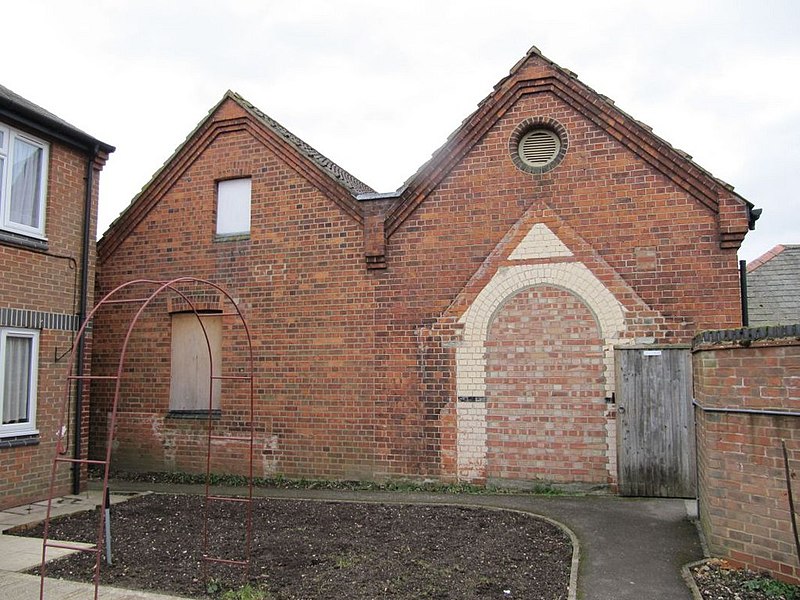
{"left": 99, "top": 91, "right": 371, "bottom": 258}
{"left": 381, "top": 45, "right": 753, "bottom": 238}
{"left": 747, "top": 245, "right": 800, "bottom": 326}
{"left": 0, "top": 83, "right": 114, "bottom": 154}
{"left": 230, "top": 92, "right": 374, "bottom": 196}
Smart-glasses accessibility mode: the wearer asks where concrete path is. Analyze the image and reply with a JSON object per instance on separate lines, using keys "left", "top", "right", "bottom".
{"left": 1, "top": 484, "right": 704, "bottom": 600}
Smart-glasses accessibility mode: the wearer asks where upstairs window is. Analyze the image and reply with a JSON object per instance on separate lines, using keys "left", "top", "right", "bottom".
{"left": 216, "top": 178, "right": 251, "bottom": 236}
{"left": 0, "top": 123, "right": 49, "bottom": 238}
{"left": 0, "top": 328, "right": 39, "bottom": 437}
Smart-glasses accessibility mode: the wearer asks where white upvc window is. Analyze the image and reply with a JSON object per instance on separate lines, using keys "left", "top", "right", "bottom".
{"left": 0, "top": 123, "right": 49, "bottom": 238}
{"left": 0, "top": 328, "right": 39, "bottom": 437}
{"left": 216, "top": 178, "right": 251, "bottom": 236}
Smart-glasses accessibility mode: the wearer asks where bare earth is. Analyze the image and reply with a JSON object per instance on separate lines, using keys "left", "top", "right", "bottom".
{"left": 18, "top": 493, "right": 572, "bottom": 599}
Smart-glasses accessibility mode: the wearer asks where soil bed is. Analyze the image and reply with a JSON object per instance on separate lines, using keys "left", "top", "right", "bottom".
{"left": 691, "top": 559, "right": 800, "bottom": 600}
{"left": 17, "top": 493, "right": 572, "bottom": 599}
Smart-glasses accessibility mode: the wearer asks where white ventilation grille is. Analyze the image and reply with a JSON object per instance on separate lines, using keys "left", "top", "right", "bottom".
{"left": 518, "top": 129, "right": 560, "bottom": 167}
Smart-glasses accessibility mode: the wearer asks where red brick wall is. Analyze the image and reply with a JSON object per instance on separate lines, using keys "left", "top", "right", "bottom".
{"left": 94, "top": 111, "right": 379, "bottom": 480}
{"left": 95, "top": 53, "right": 748, "bottom": 484}
{"left": 694, "top": 333, "right": 800, "bottom": 584}
{"left": 485, "top": 286, "right": 606, "bottom": 484}
{"left": 0, "top": 138, "right": 101, "bottom": 510}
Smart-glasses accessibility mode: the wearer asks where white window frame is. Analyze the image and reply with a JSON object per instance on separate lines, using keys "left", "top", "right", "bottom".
{"left": 215, "top": 178, "right": 251, "bottom": 236}
{"left": 0, "top": 328, "right": 39, "bottom": 438}
{"left": 0, "top": 122, "right": 49, "bottom": 239}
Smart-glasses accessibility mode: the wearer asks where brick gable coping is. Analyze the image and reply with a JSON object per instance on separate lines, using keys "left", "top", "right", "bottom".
{"left": 381, "top": 46, "right": 753, "bottom": 246}
{"left": 98, "top": 45, "right": 756, "bottom": 263}
{"left": 231, "top": 92, "right": 374, "bottom": 196}
{"left": 98, "top": 91, "right": 374, "bottom": 262}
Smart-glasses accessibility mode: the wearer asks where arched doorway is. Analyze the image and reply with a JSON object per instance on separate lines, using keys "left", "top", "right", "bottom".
{"left": 485, "top": 285, "right": 607, "bottom": 486}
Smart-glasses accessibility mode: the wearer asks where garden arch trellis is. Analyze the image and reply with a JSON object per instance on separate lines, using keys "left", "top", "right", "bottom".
{"left": 38, "top": 277, "right": 255, "bottom": 600}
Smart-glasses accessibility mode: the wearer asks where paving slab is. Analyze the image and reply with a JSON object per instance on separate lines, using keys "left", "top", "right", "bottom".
{"left": 0, "top": 533, "right": 93, "bottom": 571}
{"left": 0, "top": 571, "right": 193, "bottom": 599}
{"left": 1, "top": 491, "right": 145, "bottom": 533}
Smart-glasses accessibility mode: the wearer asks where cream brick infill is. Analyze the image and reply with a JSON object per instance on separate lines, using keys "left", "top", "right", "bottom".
{"left": 455, "top": 260, "right": 627, "bottom": 484}
{"left": 456, "top": 262, "right": 625, "bottom": 398}
{"left": 455, "top": 401, "right": 488, "bottom": 481}
{"left": 508, "top": 223, "right": 573, "bottom": 261}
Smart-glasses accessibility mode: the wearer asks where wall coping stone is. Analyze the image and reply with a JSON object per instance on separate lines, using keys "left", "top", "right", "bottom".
{"left": 693, "top": 324, "right": 800, "bottom": 351}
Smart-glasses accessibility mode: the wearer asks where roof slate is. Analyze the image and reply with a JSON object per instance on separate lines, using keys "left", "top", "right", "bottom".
{"left": 230, "top": 92, "right": 374, "bottom": 196}
{"left": 747, "top": 245, "right": 800, "bottom": 326}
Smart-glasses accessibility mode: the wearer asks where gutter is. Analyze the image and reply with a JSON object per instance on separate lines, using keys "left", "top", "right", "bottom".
{"left": 73, "top": 144, "right": 99, "bottom": 494}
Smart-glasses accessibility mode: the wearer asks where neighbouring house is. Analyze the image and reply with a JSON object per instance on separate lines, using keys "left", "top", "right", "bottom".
{"left": 0, "top": 85, "right": 113, "bottom": 510}
{"left": 93, "top": 46, "right": 756, "bottom": 494}
{"left": 746, "top": 244, "right": 800, "bottom": 326}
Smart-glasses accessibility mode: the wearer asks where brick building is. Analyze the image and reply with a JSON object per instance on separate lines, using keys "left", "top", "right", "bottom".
{"left": 94, "top": 47, "right": 755, "bottom": 491}
{"left": 0, "top": 85, "right": 113, "bottom": 509}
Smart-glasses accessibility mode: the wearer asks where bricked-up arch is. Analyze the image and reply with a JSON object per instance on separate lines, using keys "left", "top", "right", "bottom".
{"left": 39, "top": 278, "right": 255, "bottom": 599}
{"left": 457, "top": 263, "right": 625, "bottom": 398}
{"left": 485, "top": 285, "right": 606, "bottom": 484}
{"left": 455, "top": 262, "right": 626, "bottom": 483}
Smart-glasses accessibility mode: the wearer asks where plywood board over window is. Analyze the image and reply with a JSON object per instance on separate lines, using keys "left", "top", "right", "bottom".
{"left": 169, "top": 313, "right": 221, "bottom": 412}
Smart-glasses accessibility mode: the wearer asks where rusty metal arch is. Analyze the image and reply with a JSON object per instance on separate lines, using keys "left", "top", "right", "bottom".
{"left": 39, "top": 277, "right": 255, "bottom": 599}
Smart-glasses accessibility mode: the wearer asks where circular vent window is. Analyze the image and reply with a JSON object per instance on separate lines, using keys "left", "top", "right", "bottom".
{"left": 518, "top": 129, "right": 561, "bottom": 168}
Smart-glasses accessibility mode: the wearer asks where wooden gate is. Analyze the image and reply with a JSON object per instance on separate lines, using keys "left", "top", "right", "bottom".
{"left": 615, "top": 346, "right": 696, "bottom": 497}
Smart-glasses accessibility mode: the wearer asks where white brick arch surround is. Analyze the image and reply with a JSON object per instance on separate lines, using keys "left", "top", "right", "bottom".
{"left": 455, "top": 262, "right": 627, "bottom": 482}
{"left": 457, "top": 263, "right": 625, "bottom": 398}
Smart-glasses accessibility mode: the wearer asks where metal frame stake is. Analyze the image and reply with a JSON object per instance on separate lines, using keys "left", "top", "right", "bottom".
{"left": 104, "top": 487, "right": 112, "bottom": 566}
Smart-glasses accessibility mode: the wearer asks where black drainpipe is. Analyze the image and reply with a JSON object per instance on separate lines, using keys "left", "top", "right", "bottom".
{"left": 73, "top": 144, "right": 99, "bottom": 494}
{"left": 739, "top": 260, "right": 749, "bottom": 327}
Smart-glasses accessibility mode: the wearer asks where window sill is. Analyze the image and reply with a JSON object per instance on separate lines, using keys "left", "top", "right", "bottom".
{"left": 0, "top": 230, "right": 48, "bottom": 252}
{"left": 213, "top": 233, "right": 250, "bottom": 243}
{"left": 0, "top": 433, "right": 40, "bottom": 449}
{"left": 166, "top": 410, "right": 221, "bottom": 420}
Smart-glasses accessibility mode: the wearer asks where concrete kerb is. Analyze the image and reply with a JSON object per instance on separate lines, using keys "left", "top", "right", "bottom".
{"left": 681, "top": 559, "right": 708, "bottom": 600}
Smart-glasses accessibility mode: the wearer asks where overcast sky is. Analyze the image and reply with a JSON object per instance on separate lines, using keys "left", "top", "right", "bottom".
{"left": 4, "top": 1, "right": 798, "bottom": 262}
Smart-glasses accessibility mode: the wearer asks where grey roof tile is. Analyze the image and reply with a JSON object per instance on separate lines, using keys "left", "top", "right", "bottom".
{"left": 747, "top": 245, "right": 800, "bottom": 326}
{"left": 230, "top": 92, "right": 374, "bottom": 196}
{"left": 0, "top": 83, "right": 114, "bottom": 153}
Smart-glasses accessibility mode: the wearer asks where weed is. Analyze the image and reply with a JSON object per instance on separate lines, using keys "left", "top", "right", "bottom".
{"left": 743, "top": 576, "right": 799, "bottom": 599}
{"left": 220, "top": 584, "right": 272, "bottom": 600}
{"left": 333, "top": 552, "right": 357, "bottom": 569}
{"left": 206, "top": 578, "right": 222, "bottom": 595}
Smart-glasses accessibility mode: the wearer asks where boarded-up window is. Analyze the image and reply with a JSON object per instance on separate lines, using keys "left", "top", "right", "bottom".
{"left": 169, "top": 313, "right": 221, "bottom": 411}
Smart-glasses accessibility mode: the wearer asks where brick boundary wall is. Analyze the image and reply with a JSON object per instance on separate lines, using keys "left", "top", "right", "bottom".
{"left": 693, "top": 325, "right": 800, "bottom": 584}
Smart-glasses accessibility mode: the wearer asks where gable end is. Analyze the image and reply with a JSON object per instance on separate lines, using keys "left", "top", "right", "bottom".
{"left": 384, "top": 51, "right": 750, "bottom": 241}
